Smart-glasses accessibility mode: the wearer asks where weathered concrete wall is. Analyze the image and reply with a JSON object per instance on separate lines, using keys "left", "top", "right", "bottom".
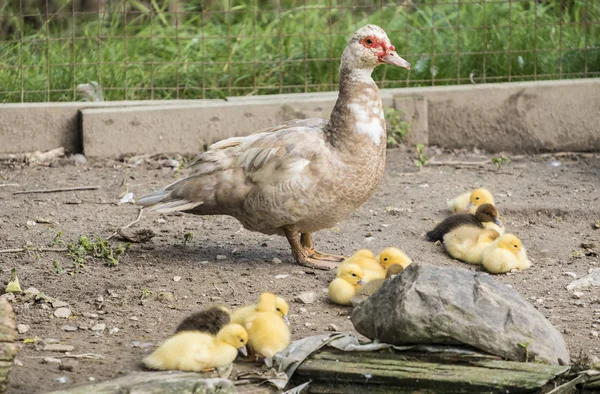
{"left": 1, "top": 79, "right": 599, "bottom": 156}
{"left": 0, "top": 100, "right": 201, "bottom": 154}
{"left": 387, "top": 79, "right": 600, "bottom": 153}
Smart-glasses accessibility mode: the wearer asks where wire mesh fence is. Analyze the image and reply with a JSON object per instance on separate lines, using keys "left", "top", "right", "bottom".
{"left": 0, "top": 0, "right": 598, "bottom": 103}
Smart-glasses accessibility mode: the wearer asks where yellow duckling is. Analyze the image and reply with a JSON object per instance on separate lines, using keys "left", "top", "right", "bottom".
{"left": 351, "top": 263, "right": 406, "bottom": 306}
{"left": 443, "top": 228, "right": 500, "bottom": 264}
{"left": 232, "top": 292, "right": 290, "bottom": 325}
{"left": 447, "top": 188, "right": 495, "bottom": 214}
{"left": 244, "top": 304, "right": 291, "bottom": 367}
{"left": 143, "top": 323, "right": 248, "bottom": 372}
{"left": 482, "top": 234, "right": 531, "bottom": 274}
{"left": 378, "top": 247, "right": 412, "bottom": 270}
{"left": 329, "top": 263, "right": 366, "bottom": 306}
{"left": 338, "top": 249, "right": 385, "bottom": 282}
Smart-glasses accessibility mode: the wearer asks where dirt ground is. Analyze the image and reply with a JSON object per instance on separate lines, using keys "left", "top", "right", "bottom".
{"left": 1, "top": 148, "right": 599, "bottom": 394}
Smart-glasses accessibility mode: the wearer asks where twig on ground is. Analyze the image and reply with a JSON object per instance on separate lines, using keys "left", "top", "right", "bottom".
{"left": 29, "top": 353, "right": 104, "bottom": 360}
{"left": 107, "top": 208, "right": 144, "bottom": 240}
{"left": 227, "top": 284, "right": 236, "bottom": 296}
{"left": 212, "top": 283, "right": 223, "bottom": 295}
{"left": 0, "top": 183, "right": 19, "bottom": 188}
{"left": 427, "top": 159, "right": 491, "bottom": 166}
{"left": 0, "top": 247, "right": 68, "bottom": 254}
{"left": 13, "top": 186, "right": 100, "bottom": 195}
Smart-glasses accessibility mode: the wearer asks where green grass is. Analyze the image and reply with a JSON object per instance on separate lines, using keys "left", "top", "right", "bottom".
{"left": 0, "top": 0, "right": 598, "bottom": 102}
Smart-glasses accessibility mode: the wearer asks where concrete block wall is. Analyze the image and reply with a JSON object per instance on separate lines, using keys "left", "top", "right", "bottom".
{"left": 0, "top": 79, "right": 598, "bottom": 156}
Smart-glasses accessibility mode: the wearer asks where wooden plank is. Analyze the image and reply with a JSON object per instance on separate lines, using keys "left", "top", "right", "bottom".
{"left": 292, "top": 349, "right": 569, "bottom": 394}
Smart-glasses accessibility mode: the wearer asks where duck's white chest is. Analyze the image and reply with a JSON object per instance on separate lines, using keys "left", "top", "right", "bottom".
{"left": 346, "top": 94, "right": 385, "bottom": 145}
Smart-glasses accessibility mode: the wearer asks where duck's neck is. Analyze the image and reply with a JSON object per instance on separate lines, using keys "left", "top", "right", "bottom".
{"left": 325, "top": 66, "right": 386, "bottom": 148}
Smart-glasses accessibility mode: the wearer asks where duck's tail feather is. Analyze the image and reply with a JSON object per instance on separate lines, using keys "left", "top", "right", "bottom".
{"left": 137, "top": 183, "right": 203, "bottom": 213}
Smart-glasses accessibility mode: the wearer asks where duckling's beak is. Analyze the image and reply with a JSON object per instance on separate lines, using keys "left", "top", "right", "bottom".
{"left": 381, "top": 50, "right": 411, "bottom": 70}
{"left": 357, "top": 278, "right": 366, "bottom": 285}
{"left": 465, "top": 202, "right": 474, "bottom": 211}
{"left": 283, "top": 315, "right": 290, "bottom": 326}
{"left": 238, "top": 346, "right": 248, "bottom": 357}
{"left": 494, "top": 218, "right": 503, "bottom": 227}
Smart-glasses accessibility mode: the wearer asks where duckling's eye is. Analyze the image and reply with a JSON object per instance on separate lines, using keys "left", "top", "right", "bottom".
{"left": 351, "top": 273, "right": 357, "bottom": 277}
{"left": 383, "top": 257, "right": 388, "bottom": 261}
{"left": 240, "top": 339, "right": 244, "bottom": 342}
{"left": 475, "top": 197, "right": 480, "bottom": 200}
{"left": 514, "top": 244, "right": 518, "bottom": 248}
{"left": 276, "top": 307, "right": 281, "bottom": 312}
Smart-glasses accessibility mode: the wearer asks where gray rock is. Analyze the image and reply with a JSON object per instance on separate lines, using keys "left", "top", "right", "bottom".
{"left": 44, "top": 344, "right": 75, "bottom": 352}
{"left": 43, "top": 357, "right": 62, "bottom": 364}
{"left": 54, "top": 308, "right": 72, "bottom": 318}
{"left": 294, "top": 292, "right": 316, "bottom": 304}
{"left": 17, "top": 324, "right": 30, "bottom": 334}
{"left": 351, "top": 263, "right": 570, "bottom": 365}
{"left": 82, "top": 312, "right": 98, "bottom": 319}
{"left": 91, "top": 323, "right": 106, "bottom": 332}
{"left": 61, "top": 325, "right": 78, "bottom": 332}
{"left": 566, "top": 269, "right": 600, "bottom": 291}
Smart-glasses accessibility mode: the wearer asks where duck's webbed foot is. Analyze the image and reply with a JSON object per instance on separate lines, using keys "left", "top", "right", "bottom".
{"left": 283, "top": 230, "right": 344, "bottom": 270}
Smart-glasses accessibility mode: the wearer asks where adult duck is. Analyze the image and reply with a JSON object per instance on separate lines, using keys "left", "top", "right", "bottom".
{"left": 137, "top": 25, "right": 410, "bottom": 270}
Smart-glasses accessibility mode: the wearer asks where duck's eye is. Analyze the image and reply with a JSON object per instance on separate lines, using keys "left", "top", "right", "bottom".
{"left": 514, "top": 244, "right": 518, "bottom": 248}
{"left": 276, "top": 307, "right": 281, "bottom": 312}
{"left": 240, "top": 339, "right": 244, "bottom": 342}
{"left": 475, "top": 197, "right": 480, "bottom": 200}
{"left": 351, "top": 273, "right": 357, "bottom": 277}
{"left": 383, "top": 257, "right": 388, "bottom": 261}
{"left": 365, "top": 38, "right": 373, "bottom": 45}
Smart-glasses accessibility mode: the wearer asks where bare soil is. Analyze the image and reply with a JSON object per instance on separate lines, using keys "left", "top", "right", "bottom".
{"left": 1, "top": 149, "right": 599, "bottom": 394}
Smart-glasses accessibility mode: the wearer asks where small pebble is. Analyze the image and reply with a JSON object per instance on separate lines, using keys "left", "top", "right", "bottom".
{"left": 129, "top": 316, "right": 139, "bottom": 321}
{"left": 155, "top": 218, "right": 167, "bottom": 224}
{"left": 173, "top": 276, "right": 181, "bottom": 282}
{"left": 294, "top": 292, "right": 316, "bottom": 305}
{"left": 272, "top": 258, "right": 282, "bottom": 264}
{"left": 43, "top": 338, "right": 60, "bottom": 344}
{"left": 563, "top": 272, "right": 578, "bottom": 278}
{"left": 572, "top": 292, "right": 584, "bottom": 299}
{"left": 304, "top": 322, "right": 312, "bottom": 328}
{"left": 61, "top": 325, "right": 78, "bottom": 332}
{"left": 88, "top": 377, "right": 95, "bottom": 382}
{"left": 43, "top": 357, "right": 62, "bottom": 364}
{"left": 592, "top": 331, "right": 599, "bottom": 338}
{"left": 275, "top": 274, "right": 288, "bottom": 279}
{"left": 326, "top": 324, "right": 339, "bottom": 332}
{"left": 17, "top": 324, "right": 30, "bottom": 334}
{"left": 54, "top": 308, "right": 72, "bottom": 318}
{"left": 82, "top": 313, "right": 98, "bottom": 319}
{"left": 157, "top": 292, "right": 175, "bottom": 304}
{"left": 299, "top": 307, "right": 308, "bottom": 314}
{"left": 52, "top": 300, "right": 69, "bottom": 309}
{"left": 216, "top": 255, "right": 227, "bottom": 260}
{"left": 40, "top": 304, "right": 50, "bottom": 310}
{"left": 91, "top": 324, "right": 106, "bottom": 332}
{"left": 109, "top": 327, "right": 119, "bottom": 335}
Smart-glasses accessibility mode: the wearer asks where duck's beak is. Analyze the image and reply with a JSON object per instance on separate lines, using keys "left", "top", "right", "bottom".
{"left": 494, "top": 218, "right": 503, "bottom": 227}
{"left": 238, "top": 346, "right": 248, "bottom": 357}
{"left": 357, "top": 278, "right": 366, "bottom": 285}
{"left": 465, "top": 202, "right": 474, "bottom": 211}
{"left": 283, "top": 315, "right": 290, "bottom": 326}
{"left": 381, "top": 51, "right": 411, "bottom": 70}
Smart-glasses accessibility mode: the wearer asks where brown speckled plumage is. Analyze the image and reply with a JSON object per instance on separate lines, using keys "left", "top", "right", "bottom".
{"left": 137, "top": 25, "right": 410, "bottom": 270}
{"left": 174, "top": 306, "right": 231, "bottom": 335}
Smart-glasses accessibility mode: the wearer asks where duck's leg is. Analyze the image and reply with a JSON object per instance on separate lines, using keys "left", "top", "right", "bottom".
{"left": 284, "top": 230, "right": 339, "bottom": 270}
{"left": 300, "top": 232, "right": 346, "bottom": 262}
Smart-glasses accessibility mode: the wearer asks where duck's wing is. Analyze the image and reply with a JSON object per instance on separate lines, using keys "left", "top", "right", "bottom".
{"left": 426, "top": 213, "right": 483, "bottom": 242}
{"left": 137, "top": 118, "right": 331, "bottom": 214}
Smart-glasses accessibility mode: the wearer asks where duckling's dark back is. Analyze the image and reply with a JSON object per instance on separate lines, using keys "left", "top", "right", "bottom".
{"left": 426, "top": 213, "right": 483, "bottom": 242}
{"left": 175, "top": 305, "right": 231, "bottom": 335}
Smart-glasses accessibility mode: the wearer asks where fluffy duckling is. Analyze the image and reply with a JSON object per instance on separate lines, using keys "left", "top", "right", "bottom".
{"left": 231, "top": 292, "right": 290, "bottom": 326}
{"left": 447, "top": 188, "right": 495, "bottom": 214}
{"left": 482, "top": 234, "right": 531, "bottom": 274}
{"left": 143, "top": 323, "right": 248, "bottom": 372}
{"left": 338, "top": 249, "right": 385, "bottom": 282}
{"left": 175, "top": 305, "right": 231, "bottom": 335}
{"left": 329, "top": 263, "right": 366, "bottom": 306}
{"left": 426, "top": 203, "right": 503, "bottom": 242}
{"left": 244, "top": 307, "right": 291, "bottom": 367}
{"left": 378, "top": 247, "right": 412, "bottom": 270}
{"left": 443, "top": 228, "right": 500, "bottom": 264}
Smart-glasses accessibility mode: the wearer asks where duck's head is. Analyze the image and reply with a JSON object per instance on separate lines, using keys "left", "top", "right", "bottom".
{"left": 475, "top": 203, "right": 503, "bottom": 227}
{"left": 496, "top": 234, "right": 522, "bottom": 255}
{"left": 342, "top": 25, "right": 410, "bottom": 71}
{"left": 218, "top": 324, "right": 248, "bottom": 355}
{"left": 352, "top": 249, "right": 376, "bottom": 260}
{"left": 274, "top": 296, "right": 290, "bottom": 325}
{"left": 466, "top": 188, "right": 494, "bottom": 211}
{"left": 339, "top": 263, "right": 366, "bottom": 285}
{"left": 379, "top": 247, "right": 411, "bottom": 269}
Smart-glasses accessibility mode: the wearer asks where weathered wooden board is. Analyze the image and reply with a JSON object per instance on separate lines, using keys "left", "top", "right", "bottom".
{"left": 292, "top": 348, "right": 570, "bottom": 393}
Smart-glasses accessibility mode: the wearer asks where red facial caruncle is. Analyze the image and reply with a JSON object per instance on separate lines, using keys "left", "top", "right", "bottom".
{"left": 361, "top": 35, "right": 410, "bottom": 70}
